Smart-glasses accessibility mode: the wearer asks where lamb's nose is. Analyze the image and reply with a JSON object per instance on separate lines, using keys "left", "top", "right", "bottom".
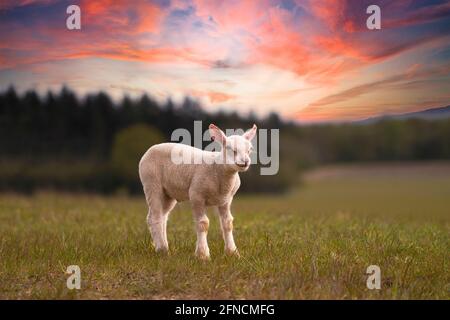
{"left": 244, "top": 160, "right": 249, "bottom": 166}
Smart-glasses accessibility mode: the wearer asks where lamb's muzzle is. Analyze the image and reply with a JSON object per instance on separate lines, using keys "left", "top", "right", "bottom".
{"left": 138, "top": 123, "right": 257, "bottom": 259}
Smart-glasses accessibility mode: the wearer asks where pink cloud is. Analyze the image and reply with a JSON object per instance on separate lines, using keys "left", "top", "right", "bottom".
{"left": 81, "top": 0, "right": 164, "bottom": 34}
{"left": 189, "top": 89, "right": 236, "bottom": 103}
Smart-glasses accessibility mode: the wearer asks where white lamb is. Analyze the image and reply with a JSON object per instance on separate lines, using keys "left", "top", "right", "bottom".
{"left": 138, "top": 123, "right": 257, "bottom": 259}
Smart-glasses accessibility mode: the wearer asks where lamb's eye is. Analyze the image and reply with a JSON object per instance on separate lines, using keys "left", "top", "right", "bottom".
{"left": 226, "top": 146, "right": 236, "bottom": 155}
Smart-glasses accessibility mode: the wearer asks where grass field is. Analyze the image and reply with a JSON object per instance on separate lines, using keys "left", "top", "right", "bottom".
{"left": 0, "top": 162, "right": 449, "bottom": 299}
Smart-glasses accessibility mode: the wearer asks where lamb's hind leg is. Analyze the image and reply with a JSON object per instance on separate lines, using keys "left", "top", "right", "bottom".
{"left": 146, "top": 208, "right": 166, "bottom": 253}
{"left": 161, "top": 197, "right": 176, "bottom": 250}
{"left": 146, "top": 192, "right": 175, "bottom": 253}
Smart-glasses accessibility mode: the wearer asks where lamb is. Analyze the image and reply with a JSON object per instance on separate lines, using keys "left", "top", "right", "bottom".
{"left": 138, "top": 123, "right": 257, "bottom": 259}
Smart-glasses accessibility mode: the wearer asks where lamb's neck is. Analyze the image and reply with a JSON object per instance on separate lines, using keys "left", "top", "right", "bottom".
{"left": 210, "top": 152, "right": 238, "bottom": 183}
{"left": 214, "top": 162, "right": 238, "bottom": 184}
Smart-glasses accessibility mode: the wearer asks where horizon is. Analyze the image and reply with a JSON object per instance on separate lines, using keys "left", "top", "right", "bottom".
{"left": 1, "top": 0, "right": 450, "bottom": 122}
{"left": 3, "top": 84, "right": 450, "bottom": 125}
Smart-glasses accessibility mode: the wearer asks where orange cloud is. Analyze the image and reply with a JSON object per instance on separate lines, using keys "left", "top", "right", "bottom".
{"left": 294, "top": 63, "right": 450, "bottom": 122}
{"left": 308, "top": 65, "right": 449, "bottom": 108}
{"left": 247, "top": 7, "right": 310, "bottom": 75}
{"left": 189, "top": 90, "right": 236, "bottom": 104}
{"left": 82, "top": 0, "right": 163, "bottom": 34}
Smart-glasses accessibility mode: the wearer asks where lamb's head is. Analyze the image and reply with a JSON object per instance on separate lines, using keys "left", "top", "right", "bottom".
{"left": 209, "top": 123, "right": 257, "bottom": 172}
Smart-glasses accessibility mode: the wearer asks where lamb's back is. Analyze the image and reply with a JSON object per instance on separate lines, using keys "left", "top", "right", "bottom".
{"left": 139, "top": 143, "right": 210, "bottom": 201}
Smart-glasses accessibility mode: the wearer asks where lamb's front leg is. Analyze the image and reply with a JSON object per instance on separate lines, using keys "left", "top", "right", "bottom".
{"left": 218, "top": 202, "right": 239, "bottom": 257}
{"left": 192, "top": 201, "right": 210, "bottom": 260}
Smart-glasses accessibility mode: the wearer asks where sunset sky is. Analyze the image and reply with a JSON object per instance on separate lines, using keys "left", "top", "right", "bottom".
{"left": 1, "top": 0, "right": 449, "bottom": 122}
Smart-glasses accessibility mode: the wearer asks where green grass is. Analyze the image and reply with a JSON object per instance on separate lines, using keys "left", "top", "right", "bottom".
{"left": 0, "top": 162, "right": 449, "bottom": 299}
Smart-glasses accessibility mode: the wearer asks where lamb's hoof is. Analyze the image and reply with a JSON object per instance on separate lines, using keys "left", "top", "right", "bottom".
{"left": 225, "top": 248, "right": 240, "bottom": 258}
{"left": 195, "top": 250, "right": 211, "bottom": 261}
{"left": 154, "top": 247, "right": 170, "bottom": 256}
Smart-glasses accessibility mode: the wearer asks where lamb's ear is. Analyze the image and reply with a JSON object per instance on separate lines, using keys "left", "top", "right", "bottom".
{"left": 243, "top": 124, "right": 257, "bottom": 140}
{"left": 209, "top": 124, "right": 227, "bottom": 145}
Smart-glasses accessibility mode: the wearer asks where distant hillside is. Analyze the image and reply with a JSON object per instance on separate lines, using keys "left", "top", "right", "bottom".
{"left": 359, "top": 105, "right": 450, "bottom": 124}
